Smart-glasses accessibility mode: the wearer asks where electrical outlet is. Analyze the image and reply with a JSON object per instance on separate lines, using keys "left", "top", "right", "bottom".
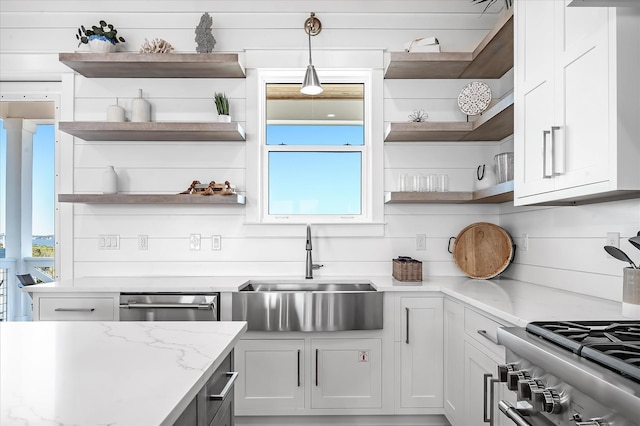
{"left": 521, "top": 233, "right": 529, "bottom": 251}
{"left": 212, "top": 235, "right": 221, "bottom": 250}
{"left": 138, "top": 235, "right": 148, "bottom": 250}
{"left": 98, "top": 234, "right": 119, "bottom": 250}
{"left": 416, "top": 234, "right": 426, "bottom": 251}
{"left": 606, "top": 232, "right": 620, "bottom": 248}
{"left": 190, "top": 234, "right": 201, "bottom": 251}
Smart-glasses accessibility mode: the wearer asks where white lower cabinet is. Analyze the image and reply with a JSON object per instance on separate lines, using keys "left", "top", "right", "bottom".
{"left": 234, "top": 337, "right": 382, "bottom": 414}
{"left": 311, "top": 338, "right": 382, "bottom": 409}
{"left": 234, "top": 339, "right": 305, "bottom": 413}
{"left": 443, "top": 299, "right": 464, "bottom": 424}
{"left": 398, "top": 297, "right": 444, "bottom": 409}
{"left": 32, "top": 293, "right": 118, "bottom": 321}
{"left": 464, "top": 341, "right": 502, "bottom": 426}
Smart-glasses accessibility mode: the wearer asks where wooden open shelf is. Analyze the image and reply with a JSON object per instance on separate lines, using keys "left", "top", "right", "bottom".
{"left": 59, "top": 121, "right": 246, "bottom": 141}
{"left": 385, "top": 93, "right": 513, "bottom": 142}
{"left": 384, "top": 10, "right": 513, "bottom": 79}
{"left": 385, "top": 180, "right": 513, "bottom": 204}
{"left": 59, "top": 52, "right": 245, "bottom": 78}
{"left": 58, "top": 193, "right": 246, "bottom": 205}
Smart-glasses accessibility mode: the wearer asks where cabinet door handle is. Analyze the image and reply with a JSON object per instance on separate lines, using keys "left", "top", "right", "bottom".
{"left": 54, "top": 308, "right": 95, "bottom": 312}
{"left": 405, "top": 307, "right": 410, "bottom": 344}
{"left": 477, "top": 329, "right": 499, "bottom": 345}
{"left": 551, "top": 126, "right": 564, "bottom": 175}
{"left": 207, "top": 372, "right": 238, "bottom": 401}
{"left": 315, "top": 349, "right": 319, "bottom": 387}
{"left": 542, "top": 130, "right": 553, "bottom": 178}
{"left": 483, "top": 373, "right": 499, "bottom": 424}
{"left": 297, "top": 349, "right": 301, "bottom": 387}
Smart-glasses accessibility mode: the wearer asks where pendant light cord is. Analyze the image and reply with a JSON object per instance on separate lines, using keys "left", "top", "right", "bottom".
{"left": 307, "top": 21, "right": 313, "bottom": 65}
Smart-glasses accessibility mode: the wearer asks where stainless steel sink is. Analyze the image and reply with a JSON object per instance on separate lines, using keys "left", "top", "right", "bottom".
{"left": 232, "top": 280, "right": 383, "bottom": 332}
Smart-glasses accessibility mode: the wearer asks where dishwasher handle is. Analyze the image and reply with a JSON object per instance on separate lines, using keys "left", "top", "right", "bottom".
{"left": 119, "top": 302, "right": 215, "bottom": 310}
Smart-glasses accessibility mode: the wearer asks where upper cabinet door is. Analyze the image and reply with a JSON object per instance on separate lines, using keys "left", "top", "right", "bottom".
{"left": 514, "top": 0, "right": 640, "bottom": 205}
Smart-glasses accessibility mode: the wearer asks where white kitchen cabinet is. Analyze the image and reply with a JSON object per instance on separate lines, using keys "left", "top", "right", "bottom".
{"left": 234, "top": 339, "right": 305, "bottom": 413}
{"left": 464, "top": 341, "right": 505, "bottom": 426}
{"left": 443, "top": 299, "right": 464, "bottom": 425}
{"left": 311, "top": 338, "right": 382, "bottom": 409}
{"left": 31, "top": 292, "right": 118, "bottom": 321}
{"left": 514, "top": 0, "right": 640, "bottom": 205}
{"left": 398, "top": 297, "right": 444, "bottom": 409}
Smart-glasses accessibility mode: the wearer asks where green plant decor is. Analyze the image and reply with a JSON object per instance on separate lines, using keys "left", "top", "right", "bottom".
{"left": 471, "top": 0, "right": 512, "bottom": 14}
{"left": 214, "top": 93, "right": 230, "bottom": 115}
{"left": 76, "top": 20, "right": 126, "bottom": 47}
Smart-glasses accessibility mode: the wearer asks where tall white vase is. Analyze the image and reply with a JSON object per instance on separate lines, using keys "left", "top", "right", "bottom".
{"left": 102, "top": 165, "right": 118, "bottom": 194}
{"left": 131, "top": 89, "right": 151, "bottom": 122}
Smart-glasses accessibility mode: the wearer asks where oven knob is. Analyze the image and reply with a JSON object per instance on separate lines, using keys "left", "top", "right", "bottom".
{"left": 517, "top": 378, "right": 544, "bottom": 401}
{"left": 575, "top": 420, "right": 609, "bottom": 426}
{"left": 507, "top": 370, "right": 531, "bottom": 391}
{"left": 497, "top": 363, "right": 517, "bottom": 382}
{"left": 531, "top": 388, "right": 562, "bottom": 414}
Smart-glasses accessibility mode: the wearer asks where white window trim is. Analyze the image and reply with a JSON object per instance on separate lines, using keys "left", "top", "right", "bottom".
{"left": 251, "top": 68, "right": 382, "bottom": 226}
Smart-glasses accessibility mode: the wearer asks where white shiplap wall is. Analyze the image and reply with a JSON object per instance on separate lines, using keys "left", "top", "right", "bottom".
{"left": 2, "top": 1, "right": 637, "bottom": 302}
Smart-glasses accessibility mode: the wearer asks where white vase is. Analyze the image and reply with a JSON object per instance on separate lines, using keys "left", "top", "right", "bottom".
{"left": 88, "top": 37, "right": 116, "bottom": 53}
{"left": 217, "top": 114, "right": 231, "bottom": 123}
{"left": 102, "top": 165, "right": 118, "bottom": 194}
{"left": 106, "top": 98, "right": 125, "bottom": 122}
{"left": 131, "top": 89, "right": 151, "bottom": 122}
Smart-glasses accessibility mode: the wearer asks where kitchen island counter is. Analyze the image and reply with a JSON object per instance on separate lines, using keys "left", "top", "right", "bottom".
{"left": 0, "top": 321, "right": 246, "bottom": 426}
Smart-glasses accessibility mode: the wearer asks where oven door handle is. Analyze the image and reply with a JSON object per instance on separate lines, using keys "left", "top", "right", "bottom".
{"left": 498, "top": 400, "right": 532, "bottom": 426}
{"left": 119, "top": 302, "right": 215, "bottom": 310}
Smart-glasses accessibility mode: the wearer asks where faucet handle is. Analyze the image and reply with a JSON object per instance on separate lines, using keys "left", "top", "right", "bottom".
{"left": 312, "top": 264, "right": 324, "bottom": 270}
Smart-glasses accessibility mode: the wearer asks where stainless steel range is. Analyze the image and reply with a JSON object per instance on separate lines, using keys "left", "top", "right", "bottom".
{"left": 496, "top": 321, "right": 640, "bottom": 426}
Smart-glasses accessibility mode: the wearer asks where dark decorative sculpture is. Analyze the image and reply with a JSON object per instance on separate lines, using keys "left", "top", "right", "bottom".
{"left": 195, "top": 12, "right": 217, "bottom": 53}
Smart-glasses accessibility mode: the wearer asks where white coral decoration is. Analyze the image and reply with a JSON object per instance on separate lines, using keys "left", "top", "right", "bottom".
{"left": 139, "top": 38, "right": 174, "bottom": 53}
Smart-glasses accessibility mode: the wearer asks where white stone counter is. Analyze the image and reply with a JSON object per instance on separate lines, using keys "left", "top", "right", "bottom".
{"left": 23, "top": 275, "right": 627, "bottom": 326}
{"left": 0, "top": 321, "right": 247, "bottom": 426}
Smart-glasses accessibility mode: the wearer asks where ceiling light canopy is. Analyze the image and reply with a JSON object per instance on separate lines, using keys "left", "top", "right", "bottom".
{"left": 301, "top": 12, "right": 323, "bottom": 95}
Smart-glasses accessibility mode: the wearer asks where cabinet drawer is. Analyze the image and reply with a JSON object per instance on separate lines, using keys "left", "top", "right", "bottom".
{"left": 200, "top": 352, "right": 234, "bottom": 425}
{"left": 39, "top": 297, "right": 115, "bottom": 321}
{"left": 464, "top": 308, "right": 506, "bottom": 358}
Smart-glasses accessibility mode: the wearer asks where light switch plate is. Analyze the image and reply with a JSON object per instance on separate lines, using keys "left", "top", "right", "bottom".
{"left": 212, "top": 235, "right": 221, "bottom": 250}
{"left": 190, "top": 234, "right": 201, "bottom": 251}
{"left": 606, "top": 232, "right": 620, "bottom": 249}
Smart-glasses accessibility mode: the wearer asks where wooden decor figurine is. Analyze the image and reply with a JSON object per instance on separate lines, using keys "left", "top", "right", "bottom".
{"left": 179, "top": 180, "right": 233, "bottom": 195}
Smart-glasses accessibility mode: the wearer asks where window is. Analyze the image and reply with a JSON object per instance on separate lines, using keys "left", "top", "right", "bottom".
{"left": 259, "top": 71, "right": 372, "bottom": 224}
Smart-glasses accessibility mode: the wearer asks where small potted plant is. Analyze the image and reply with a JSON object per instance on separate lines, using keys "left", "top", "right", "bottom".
{"left": 76, "top": 20, "right": 126, "bottom": 53}
{"left": 214, "top": 92, "right": 230, "bottom": 122}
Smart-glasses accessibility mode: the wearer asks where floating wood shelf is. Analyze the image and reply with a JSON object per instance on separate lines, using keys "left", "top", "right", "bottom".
{"left": 58, "top": 193, "right": 246, "bottom": 205}
{"left": 59, "top": 121, "right": 246, "bottom": 141}
{"left": 59, "top": 52, "right": 245, "bottom": 78}
{"left": 384, "top": 10, "right": 513, "bottom": 79}
{"left": 385, "top": 181, "right": 513, "bottom": 204}
{"left": 384, "top": 93, "right": 513, "bottom": 142}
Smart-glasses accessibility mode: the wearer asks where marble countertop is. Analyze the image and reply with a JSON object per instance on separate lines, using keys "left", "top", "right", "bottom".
{"left": 1, "top": 321, "right": 247, "bottom": 426}
{"left": 24, "top": 275, "right": 628, "bottom": 327}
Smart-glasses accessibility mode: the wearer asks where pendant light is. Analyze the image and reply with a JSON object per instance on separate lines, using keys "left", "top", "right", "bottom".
{"left": 301, "top": 12, "right": 323, "bottom": 95}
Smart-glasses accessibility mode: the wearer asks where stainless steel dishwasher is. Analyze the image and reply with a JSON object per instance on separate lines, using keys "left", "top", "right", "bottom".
{"left": 119, "top": 292, "right": 219, "bottom": 321}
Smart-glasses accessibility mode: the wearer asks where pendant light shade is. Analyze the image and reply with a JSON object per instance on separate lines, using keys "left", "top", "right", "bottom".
{"left": 301, "top": 12, "right": 323, "bottom": 95}
{"left": 301, "top": 64, "right": 322, "bottom": 95}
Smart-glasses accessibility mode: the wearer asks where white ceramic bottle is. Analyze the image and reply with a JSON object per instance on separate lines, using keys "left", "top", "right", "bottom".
{"left": 131, "top": 89, "right": 150, "bottom": 122}
{"left": 102, "top": 165, "right": 118, "bottom": 194}
{"left": 106, "top": 97, "right": 125, "bottom": 122}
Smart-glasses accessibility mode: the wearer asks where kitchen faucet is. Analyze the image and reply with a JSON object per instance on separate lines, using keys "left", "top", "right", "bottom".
{"left": 305, "top": 224, "right": 323, "bottom": 279}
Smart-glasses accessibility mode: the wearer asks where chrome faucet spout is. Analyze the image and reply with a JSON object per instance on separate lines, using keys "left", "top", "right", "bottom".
{"left": 305, "top": 224, "right": 323, "bottom": 279}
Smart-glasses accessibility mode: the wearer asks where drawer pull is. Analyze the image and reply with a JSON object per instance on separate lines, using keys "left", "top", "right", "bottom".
{"left": 54, "top": 308, "right": 95, "bottom": 312}
{"left": 207, "top": 372, "right": 238, "bottom": 401}
{"left": 477, "top": 329, "right": 499, "bottom": 345}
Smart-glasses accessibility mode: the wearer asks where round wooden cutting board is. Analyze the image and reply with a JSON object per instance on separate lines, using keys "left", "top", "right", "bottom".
{"left": 451, "top": 222, "right": 515, "bottom": 279}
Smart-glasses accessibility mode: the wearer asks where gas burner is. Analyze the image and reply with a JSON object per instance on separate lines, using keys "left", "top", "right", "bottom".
{"left": 526, "top": 320, "right": 640, "bottom": 383}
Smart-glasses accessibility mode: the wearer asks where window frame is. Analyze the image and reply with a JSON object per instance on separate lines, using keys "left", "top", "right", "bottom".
{"left": 257, "top": 69, "right": 374, "bottom": 224}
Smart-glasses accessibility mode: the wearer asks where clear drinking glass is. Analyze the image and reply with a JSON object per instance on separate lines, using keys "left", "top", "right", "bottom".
{"left": 398, "top": 173, "right": 410, "bottom": 192}
{"left": 437, "top": 174, "right": 449, "bottom": 192}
